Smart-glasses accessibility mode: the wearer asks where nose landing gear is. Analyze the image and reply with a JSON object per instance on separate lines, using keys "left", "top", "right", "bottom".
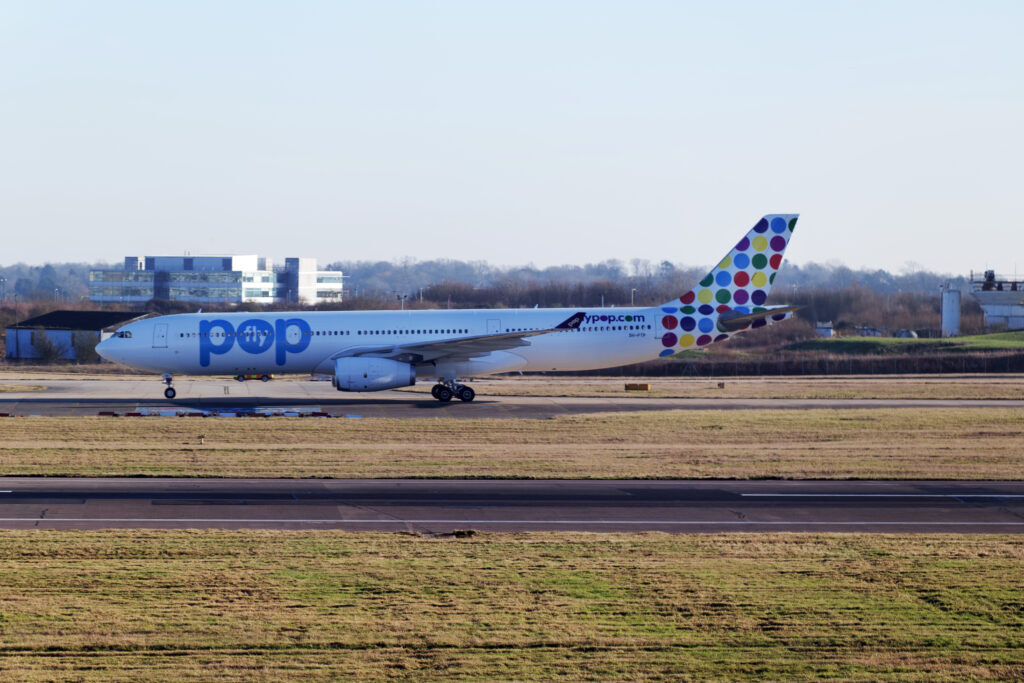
{"left": 162, "top": 373, "right": 176, "bottom": 399}
{"left": 431, "top": 380, "right": 475, "bottom": 402}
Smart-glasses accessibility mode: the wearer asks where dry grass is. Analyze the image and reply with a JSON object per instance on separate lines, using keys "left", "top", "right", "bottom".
{"left": 0, "top": 531, "right": 1020, "bottom": 681}
{"left": 1, "top": 409, "right": 1024, "bottom": 479}
{"left": 0, "top": 384, "right": 42, "bottom": 393}
{"left": 0, "top": 364, "right": 150, "bottom": 378}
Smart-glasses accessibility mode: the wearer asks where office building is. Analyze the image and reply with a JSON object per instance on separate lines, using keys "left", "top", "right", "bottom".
{"left": 89, "top": 255, "right": 344, "bottom": 305}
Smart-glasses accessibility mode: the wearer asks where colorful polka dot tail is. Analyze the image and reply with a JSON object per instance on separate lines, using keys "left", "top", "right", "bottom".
{"left": 656, "top": 214, "right": 800, "bottom": 355}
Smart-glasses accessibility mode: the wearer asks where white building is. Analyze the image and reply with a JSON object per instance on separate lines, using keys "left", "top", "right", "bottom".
{"left": 970, "top": 270, "right": 1024, "bottom": 330}
{"left": 89, "top": 255, "right": 343, "bottom": 305}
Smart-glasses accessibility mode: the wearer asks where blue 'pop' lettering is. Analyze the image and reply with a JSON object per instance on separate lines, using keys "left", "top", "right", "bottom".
{"left": 198, "top": 317, "right": 312, "bottom": 367}
{"left": 275, "top": 318, "right": 311, "bottom": 365}
{"left": 199, "top": 319, "right": 235, "bottom": 367}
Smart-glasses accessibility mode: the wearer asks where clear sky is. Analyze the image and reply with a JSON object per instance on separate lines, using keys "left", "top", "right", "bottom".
{"left": 2, "top": 1, "right": 1022, "bottom": 274}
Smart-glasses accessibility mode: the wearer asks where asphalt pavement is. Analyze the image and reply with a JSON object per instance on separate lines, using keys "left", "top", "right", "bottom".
{"left": 1, "top": 478, "right": 1021, "bottom": 532}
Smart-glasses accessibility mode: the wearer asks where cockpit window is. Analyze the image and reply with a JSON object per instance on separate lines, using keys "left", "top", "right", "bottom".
{"left": 115, "top": 330, "right": 132, "bottom": 339}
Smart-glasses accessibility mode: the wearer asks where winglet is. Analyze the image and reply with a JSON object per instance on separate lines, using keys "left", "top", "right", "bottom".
{"left": 555, "top": 311, "right": 586, "bottom": 330}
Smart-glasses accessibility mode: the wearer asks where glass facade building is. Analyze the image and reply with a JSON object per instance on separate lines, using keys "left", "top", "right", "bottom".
{"left": 89, "top": 255, "right": 343, "bottom": 305}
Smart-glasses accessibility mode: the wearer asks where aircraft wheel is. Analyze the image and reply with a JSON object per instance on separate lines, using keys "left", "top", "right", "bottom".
{"left": 436, "top": 386, "right": 453, "bottom": 402}
{"left": 164, "top": 387, "right": 177, "bottom": 399}
{"left": 235, "top": 375, "right": 245, "bottom": 382}
{"left": 431, "top": 384, "right": 442, "bottom": 398}
{"left": 457, "top": 386, "right": 475, "bottom": 402}
{"left": 260, "top": 374, "right": 270, "bottom": 382}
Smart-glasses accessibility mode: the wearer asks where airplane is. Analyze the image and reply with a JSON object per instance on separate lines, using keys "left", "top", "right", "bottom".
{"left": 96, "top": 213, "right": 801, "bottom": 402}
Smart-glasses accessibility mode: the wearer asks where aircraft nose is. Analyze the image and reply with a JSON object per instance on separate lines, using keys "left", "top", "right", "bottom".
{"left": 95, "top": 337, "right": 118, "bottom": 363}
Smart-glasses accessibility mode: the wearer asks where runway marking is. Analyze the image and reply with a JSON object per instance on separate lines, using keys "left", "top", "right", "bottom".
{"left": 740, "top": 493, "right": 1024, "bottom": 498}
{"left": 0, "top": 518, "right": 1022, "bottom": 526}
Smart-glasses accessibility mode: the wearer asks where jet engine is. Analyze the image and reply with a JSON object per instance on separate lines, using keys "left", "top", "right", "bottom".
{"left": 333, "top": 357, "right": 416, "bottom": 392}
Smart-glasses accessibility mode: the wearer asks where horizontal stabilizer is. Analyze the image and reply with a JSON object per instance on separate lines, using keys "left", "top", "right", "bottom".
{"left": 717, "top": 305, "right": 804, "bottom": 332}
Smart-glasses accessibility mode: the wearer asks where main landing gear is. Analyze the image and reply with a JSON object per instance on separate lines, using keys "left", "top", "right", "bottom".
{"left": 162, "top": 373, "right": 176, "bottom": 399}
{"left": 431, "top": 381, "right": 475, "bottom": 403}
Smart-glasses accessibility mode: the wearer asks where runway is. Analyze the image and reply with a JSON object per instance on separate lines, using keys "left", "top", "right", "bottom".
{"left": 4, "top": 378, "right": 1024, "bottom": 418}
{"left": 1, "top": 479, "right": 1022, "bottom": 532}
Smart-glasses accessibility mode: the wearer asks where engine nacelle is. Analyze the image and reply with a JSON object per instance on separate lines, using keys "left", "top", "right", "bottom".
{"left": 333, "top": 357, "right": 416, "bottom": 392}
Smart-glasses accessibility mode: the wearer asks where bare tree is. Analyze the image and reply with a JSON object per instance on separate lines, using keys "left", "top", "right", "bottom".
{"left": 31, "top": 328, "right": 70, "bottom": 363}
{"left": 71, "top": 331, "right": 100, "bottom": 363}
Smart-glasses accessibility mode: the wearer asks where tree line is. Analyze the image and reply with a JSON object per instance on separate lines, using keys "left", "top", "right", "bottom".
{"left": 1, "top": 257, "right": 967, "bottom": 307}
{"left": 326, "top": 258, "right": 965, "bottom": 300}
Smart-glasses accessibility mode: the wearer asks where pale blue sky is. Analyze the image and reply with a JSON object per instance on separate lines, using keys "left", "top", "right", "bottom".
{"left": 2, "top": 1, "right": 1022, "bottom": 273}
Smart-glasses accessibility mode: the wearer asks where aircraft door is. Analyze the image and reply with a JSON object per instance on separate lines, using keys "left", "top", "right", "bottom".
{"left": 487, "top": 319, "right": 501, "bottom": 334}
{"left": 153, "top": 323, "right": 168, "bottom": 348}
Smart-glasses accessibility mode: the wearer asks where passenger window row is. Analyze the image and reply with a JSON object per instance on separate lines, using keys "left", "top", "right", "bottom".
{"left": 178, "top": 325, "right": 649, "bottom": 339}
{"left": 180, "top": 331, "right": 273, "bottom": 338}
{"left": 577, "top": 325, "right": 652, "bottom": 332}
{"left": 356, "top": 329, "right": 467, "bottom": 336}
{"left": 179, "top": 328, "right": 471, "bottom": 338}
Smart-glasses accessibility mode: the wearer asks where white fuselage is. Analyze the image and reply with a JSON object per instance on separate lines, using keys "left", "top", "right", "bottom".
{"left": 97, "top": 307, "right": 664, "bottom": 381}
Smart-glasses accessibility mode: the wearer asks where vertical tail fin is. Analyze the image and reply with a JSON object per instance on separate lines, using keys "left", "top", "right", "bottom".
{"left": 658, "top": 214, "right": 799, "bottom": 354}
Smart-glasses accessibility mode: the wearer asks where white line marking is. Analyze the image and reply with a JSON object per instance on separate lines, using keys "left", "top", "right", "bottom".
{"left": 0, "top": 518, "right": 1021, "bottom": 526}
{"left": 740, "top": 493, "right": 1024, "bottom": 498}
{"left": 0, "top": 491, "right": 12, "bottom": 494}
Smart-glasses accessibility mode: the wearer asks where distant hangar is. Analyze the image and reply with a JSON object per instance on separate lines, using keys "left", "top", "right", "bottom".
{"left": 4, "top": 310, "right": 145, "bottom": 362}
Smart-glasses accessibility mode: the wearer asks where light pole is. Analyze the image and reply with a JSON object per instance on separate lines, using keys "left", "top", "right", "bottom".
{"left": 631, "top": 288, "right": 637, "bottom": 306}
{"left": 0, "top": 277, "right": 6, "bottom": 303}
{"left": 397, "top": 293, "right": 407, "bottom": 310}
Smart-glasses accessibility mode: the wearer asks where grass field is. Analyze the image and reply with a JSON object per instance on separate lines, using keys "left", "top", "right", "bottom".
{"left": 1, "top": 408, "right": 1023, "bottom": 479}
{"left": 786, "top": 330, "right": 1024, "bottom": 354}
{"left": 1, "top": 376, "right": 1021, "bottom": 680}
{"left": 0, "top": 531, "right": 1020, "bottom": 681}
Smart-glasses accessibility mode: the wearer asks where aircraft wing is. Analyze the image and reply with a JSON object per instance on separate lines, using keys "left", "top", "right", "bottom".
{"left": 327, "top": 311, "right": 585, "bottom": 365}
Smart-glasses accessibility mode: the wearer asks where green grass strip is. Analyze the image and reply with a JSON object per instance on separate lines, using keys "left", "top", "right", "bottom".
{"left": 0, "top": 531, "right": 1021, "bottom": 681}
